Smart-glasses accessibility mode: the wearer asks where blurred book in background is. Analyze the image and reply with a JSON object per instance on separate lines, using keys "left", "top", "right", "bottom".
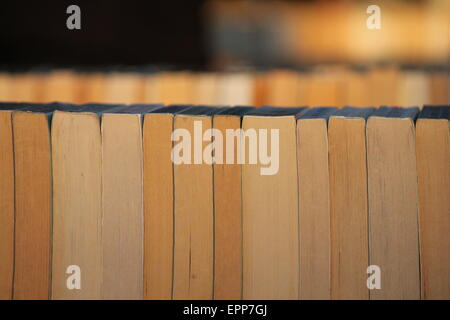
{"left": 0, "top": 66, "right": 448, "bottom": 107}
{"left": 205, "top": 0, "right": 450, "bottom": 67}
{"left": 0, "top": 0, "right": 448, "bottom": 107}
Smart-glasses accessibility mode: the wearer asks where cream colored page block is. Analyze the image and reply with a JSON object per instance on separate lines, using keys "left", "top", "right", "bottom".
{"left": 328, "top": 117, "right": 369, "bottom": 300}
{"left": 213, "top": 115, "right": 242, "bottom": 300}
{"left": 368, "top": 67, "right": 399, "bottom": 106}
{"left": 265, "top": 70, "right": 301, "bottom": 107}
{"left": 194, "top": 73, "right": 219, "bottom": 105}
{"left": 104, "top": 73, "right": 145, "bottom": 104}
{"left": 143, "top": 113, "right": 174, "bottom": 300}
{"left": 159, "top": 72, "right": 196, "bottom": 105}
{"left": 218, "top": 73, "right": 253, "bottom": 106}
{"left": 307, "top": 73, "right": 344, "bottom": 107}
{"left": 367, "top": 117, "right": 420, "bottom": 300}
{"left": 78, "top": 73, "right": 107, "bottom": 103}
{"left": 297, "top": 119, "right": 330, "bottom": 300}
{"left": 42, "top": 71, "right": 79, "bottom": 103}
{"left": 429, "top": 73, "right": 449, "bottom": 105}
{"left": 416, "top": 119, "right": 450, "bottom": 300}
{"left": 398, "top": 71, "right": 430, "bottom": 107}
{"left": 102, "top": 113, "right": 144, "bottom": 299}
{"left": 344, "top": 71, "right": 370, "bottom": 107}
{"left": 13, "top": 112, "right": 52, "bottom": 300}
{"left": 51, "top": 111, "right": 103, "bottom": 299}
{"left": 0, "top": 111, "right": 14, "bottom": 300}
{"left": 142, "top": 75, "right": 162, "bottom": 104}
{"left": 0, "top": 73, "right": 43, "bottom": 102}
{"left": 173, "top": 115, "right": 214, "bottom": 300}
{"left": 0, "top": 73, "right": 13, "bottom": 101}
{"left": 242, "top": 116, "right": 299, "bottom": 300}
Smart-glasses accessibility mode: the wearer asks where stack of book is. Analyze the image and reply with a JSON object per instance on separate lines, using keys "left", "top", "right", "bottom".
{"left": 0, "top": 103, "right": 448, "bottom": 300}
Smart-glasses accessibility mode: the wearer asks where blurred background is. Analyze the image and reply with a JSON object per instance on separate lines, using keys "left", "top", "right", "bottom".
{"left": 0, "top": 0, "right": 449, "bottom": 106}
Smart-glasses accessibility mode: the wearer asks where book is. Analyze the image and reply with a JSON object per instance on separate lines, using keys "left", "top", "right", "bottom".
{"left": 0, "top": 73, "right": 43, "bottom": 102}
{"left": 172, "top": 106, "right": 224, "bottom": 300}
{"left": 343, "top": 68, "right": 370, "bottom": 107}
{"left": 264, "top": 70, "right": 302, "bottom": 107}
{"left": 0, "top": 104, "right": 16, "bottom": 300}
{"left": 1, "top": 67, "right": 449, "bottom": 108}
{"left": 51, "top": 103, "right": 117, "bottom": 299}
{"left": 78, "top": 72, "right": 107, "bottom": 103}
{"left": 213, "top": 106, "right": 254, "bottom": 300}
{"left": 192, "top": 73, "right": 219, "bottom": 105}
{"left": 429, "top": 71, "right": 449, "bottom": 105}
{"left": 367, "top": 106, "right": 421, "bottom": 300}
{"left": 101, "top": 104, "right": 162, "bottom": 300}
{"left": 143, "top": 105, "right": 191, "bottom": 300}
{"left": 12, "top": 103, "right": 57, "bottom": 299}
{"left": 398, "top": 70, "right": 430, "bottom": 107}
{"left": 242, "top": 106, "right": 306, "bottom": 300}
{"left": 217, "top": 73, "right": 253, "bottom": 106}
{"left": 368, "top": 67, "right": 399, "bottom": 106}
{"left": 306, "top": 71, "right": 345, "bottom": 107}
{"left": 157, "top": 72, "right": 196, "bottom": 105}
{"left": 104, "top": 73, "right": 145, "bottom": 104}
{"left": 328, "top": 107, "right": 374, "bottom": 300}
{"left": 297, "top": 107, "right": 337, "bottom": 300}
{"left": 42, "top": 71, "right": 79, "bottom": 103}
{"left": 415, "top": 106, "right": 450, "bottom": 300}
{"left": 0, "top": 73, "right": 11, "bottom": 101}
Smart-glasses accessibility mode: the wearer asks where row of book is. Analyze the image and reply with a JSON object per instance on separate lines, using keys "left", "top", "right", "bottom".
{"left": 0, "top": 66, "right": 449, "bottom": 107}
{"left": 0, "top": 103, "right": 448, "bottom": 300}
